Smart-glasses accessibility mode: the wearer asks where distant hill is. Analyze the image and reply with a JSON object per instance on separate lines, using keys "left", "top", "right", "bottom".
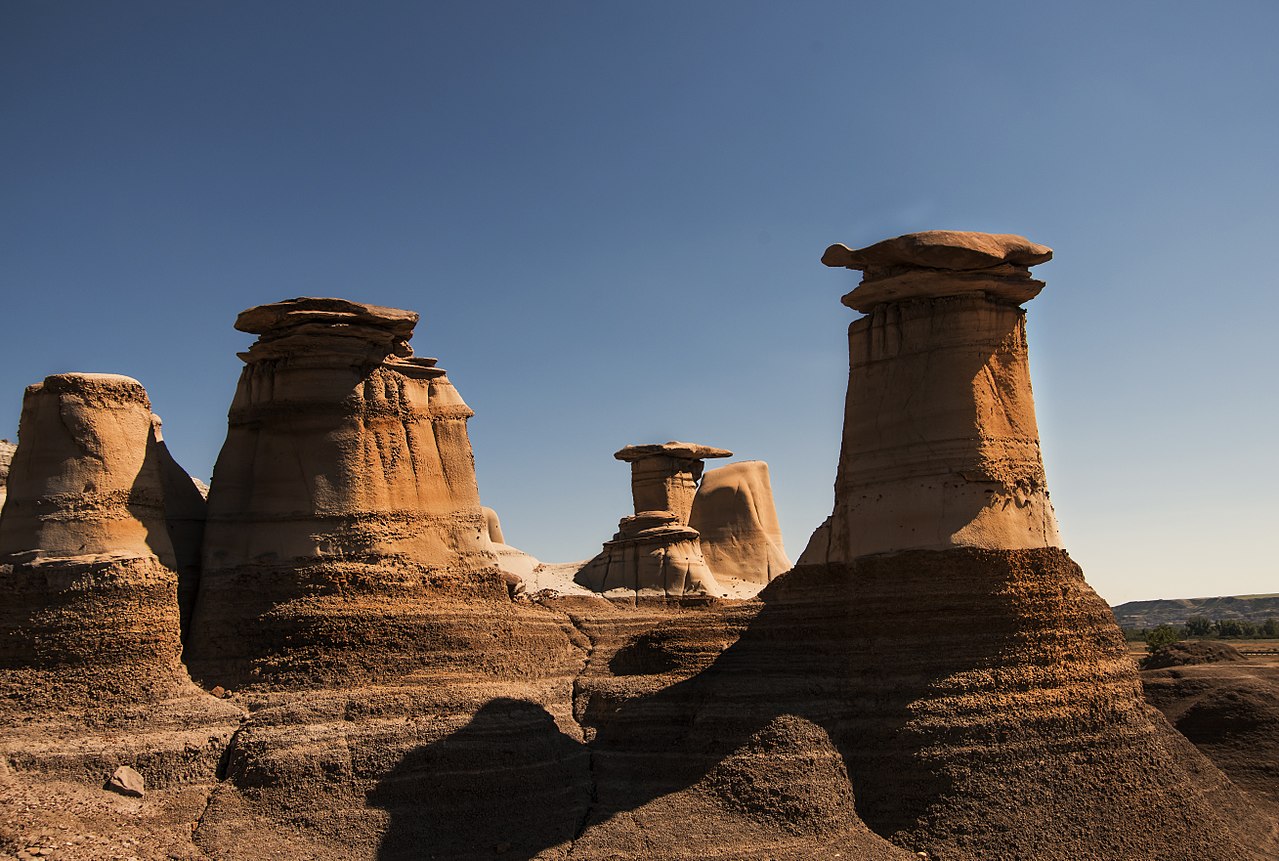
{"left": 1111, "top": 594, "right": 1279, "bottom": 629}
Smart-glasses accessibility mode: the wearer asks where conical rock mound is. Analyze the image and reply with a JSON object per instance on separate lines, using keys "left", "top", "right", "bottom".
{"left": 689, "top": 460, "right": 791, "bottom": 586}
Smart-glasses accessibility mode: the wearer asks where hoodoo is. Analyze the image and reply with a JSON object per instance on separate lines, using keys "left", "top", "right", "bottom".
{"left": 575, "top": 441, "right": 730, "bottom": 596}
{"left": 805, "top": 230, "right": 1060, "bottom": 561}
{"left": 0, "top": 373, "right": 238, "bottom": 811}
{"left": 781, "top": 230, "right": 1276, "bottom": 858}
{"left": 185, "top": 297, "right": 504, "bottom": 688}
{"left": 0, "top": 374, "right": 196, "bottom": 705}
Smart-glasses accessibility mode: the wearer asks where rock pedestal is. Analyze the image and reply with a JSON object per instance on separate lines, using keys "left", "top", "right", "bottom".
{"left": 575, "top": 442, "right": 730, "bottom": 596}
{"left": 185, "top": 298, "right": 504, "bottom": 689}
{"left": 803, "top": 231, "right": 1061, "bottom": 562}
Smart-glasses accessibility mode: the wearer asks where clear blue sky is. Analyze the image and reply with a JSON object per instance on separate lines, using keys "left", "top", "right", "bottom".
{"left": 3, "top": 2, "right": 1276, "bottom": 605}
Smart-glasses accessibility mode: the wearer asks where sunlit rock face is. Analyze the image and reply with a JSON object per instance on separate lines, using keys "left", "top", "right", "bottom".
{"left": 0, "top": 438, "right": 16, "bottom": 514}
{"left": 185, "top": 298, "right": 508, "bottom": 690}
{"left": 0, "top": 373, "right": 207, "bottom": 707}
{"left": 689, "top": 460, "right": 791, "bottom": 585}
{"left": 803, "top": 231, "right": 1061, "bottom": 563}
{"left": 575, "top": 441, "right": 730, "bottom": 597}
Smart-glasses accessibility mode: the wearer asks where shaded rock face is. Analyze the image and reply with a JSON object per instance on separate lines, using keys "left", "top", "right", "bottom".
{"left": 1142, "top": 649, "right": 1279, "bottom": 805}
{"left": 688, "top": 460, "right": 791, "bottom": 585}
{"left": 575, "top": 442, "right": 730, "bottom": 597}
{"left": 185, "top": 298, "right": 505, "bottom": 690}
{"left": 1144, "top": 640, "right": 1248, "bottom": 670}
{"left": 803, "top": 231, "right": 1061, "bottom": 563}
{"left": 562, "top": 551, "right": 1274, "bottom": 861}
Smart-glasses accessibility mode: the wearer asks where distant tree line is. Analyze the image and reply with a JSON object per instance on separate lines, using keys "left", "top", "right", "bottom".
{"left": 1122, "top": 616, "right": 1279, "bottom": 652}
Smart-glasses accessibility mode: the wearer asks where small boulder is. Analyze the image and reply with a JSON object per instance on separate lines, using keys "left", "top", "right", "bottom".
{"left": 107, "top": 765, "right": 145, "bottom": 797}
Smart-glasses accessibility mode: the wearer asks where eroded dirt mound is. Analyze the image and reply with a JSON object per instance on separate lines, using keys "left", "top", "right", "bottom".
{"left": 1143, "top": 640, "right": 1248, "bottom": 669}
{"left": 1143, "top": 654, "right": 1279, "bottom": 805}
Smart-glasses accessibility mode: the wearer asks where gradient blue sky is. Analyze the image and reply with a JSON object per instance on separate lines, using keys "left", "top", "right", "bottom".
{"left": 3, "top": 2, "right": 1276, "bottom": 604}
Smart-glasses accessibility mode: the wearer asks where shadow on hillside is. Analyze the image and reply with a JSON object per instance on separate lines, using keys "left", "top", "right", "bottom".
{"left": 367, "top": 562, "right": 970, "bottom": 859}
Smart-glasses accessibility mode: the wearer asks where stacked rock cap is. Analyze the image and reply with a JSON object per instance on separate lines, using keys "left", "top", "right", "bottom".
{"left": 235, "top": 297, "right": 443, "bottom": 370}
{"left": 235, "top": 296, "right": 419, "bottom": 337}
{"left": 614, "top": 441, "right": 733, "bottom": 462}
{"left": 823, "top": 231, "right": 1053, "bottom": 313}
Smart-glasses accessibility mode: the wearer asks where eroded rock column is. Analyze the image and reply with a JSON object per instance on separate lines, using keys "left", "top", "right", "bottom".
{"left": 575, "top": 441, "right": 730, "bottom": 596}
{"left": 186, "top": 297, "right": 502, "bottom": 688}
{"left": 0, "top": 374, "right": 201, "bottom": 706}
{"left": 802, "top": 230, "right": 1061, "bottom": 562}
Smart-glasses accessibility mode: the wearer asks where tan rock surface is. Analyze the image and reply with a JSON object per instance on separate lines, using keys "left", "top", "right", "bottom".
{"left": 688, "top": 460, "right": 791, "bottom": 585}
{"left": 480, "top": 504, "right": 542, "bottom": 585}
{"left": 0, "top": 438, "right": 14, "bottom": 514}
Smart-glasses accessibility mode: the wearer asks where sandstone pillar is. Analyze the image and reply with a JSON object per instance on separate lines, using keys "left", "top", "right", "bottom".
{"left": 0, "top": 374, "right": 197, "bottom": 705}
{"left": 802, "top": 230, "right": 1061, "bottom": 562}
{"left": 575, "top": 441, "right": 729, "bottom": 596}
{"left": 185, "top": 297, "right": 501, "bottom": 688}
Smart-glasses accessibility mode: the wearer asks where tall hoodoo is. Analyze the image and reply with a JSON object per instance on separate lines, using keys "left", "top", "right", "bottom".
{"left": 186, "top": 297, "right": 500, "bottom": 687}
{"left": 780, "top": 231, "right": 1276, "bottom": 859}
{"left": 575, "top": 441, "right": 730, "bottom": 596}
{"left": 804, "top": 230, "right": 1061, "bottom": 562}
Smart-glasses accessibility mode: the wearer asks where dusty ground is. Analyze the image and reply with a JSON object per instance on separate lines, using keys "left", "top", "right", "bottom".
{"left": 1137, "top": 640, "right": 1279, "bottom": 807}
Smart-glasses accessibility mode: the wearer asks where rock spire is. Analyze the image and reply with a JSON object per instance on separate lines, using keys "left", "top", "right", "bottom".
{"left": 803, "top": 230, "right": 1061, "bottom": 562}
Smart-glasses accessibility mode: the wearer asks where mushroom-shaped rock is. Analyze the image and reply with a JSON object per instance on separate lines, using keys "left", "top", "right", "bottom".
{"left": 806, "top": 231, "right": 1061, "bottom": 561}
{"left": 614, "top": 441, "right": 732, "bottom": 528}
{"left": 779, "top": 230, "right": 1275, "bottom": 858}
{"left": 575, "top": 442, "right": 730, "bottom": 597}
{"left": 688, "top": 460, "right": 791, "bottom": 585}
{"left": 186, "top": 297, "right": 503, "bottom": 689}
